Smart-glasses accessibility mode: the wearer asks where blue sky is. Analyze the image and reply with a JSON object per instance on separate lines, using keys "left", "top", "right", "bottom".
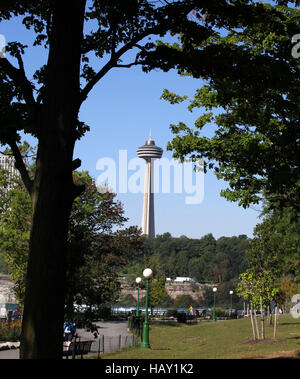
{"left": 1, "top": 15, "right": 262, "bottom": 240}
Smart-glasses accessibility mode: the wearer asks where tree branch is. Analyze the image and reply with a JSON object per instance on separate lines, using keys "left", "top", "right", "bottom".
{"left": 0, "top": 58, "right": 36, "bottom": 110}
{"left": 114, "top": 60, "right": 139, "bottom": 68}
{"left": 72, "top": 158, "right": 82, "bottom": 171}
{"left": 7, "top": 140, "right": 33, "bottom": 196}
{"left": 79, "top": 25, "right": 166, "bottom": 104}
{"left": 79, "top": 1, "right": 194, "bottom": 104}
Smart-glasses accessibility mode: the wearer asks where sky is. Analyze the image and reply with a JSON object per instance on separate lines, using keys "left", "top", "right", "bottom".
{"left": 0, "top": 13, "right": 262, "bottom": 240}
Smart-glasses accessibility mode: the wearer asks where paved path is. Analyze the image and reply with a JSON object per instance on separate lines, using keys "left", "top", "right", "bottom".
{"left": 0, "top": 320, "right": 131, "bottom": 359}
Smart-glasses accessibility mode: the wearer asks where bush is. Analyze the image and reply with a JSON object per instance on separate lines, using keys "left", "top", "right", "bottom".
{"left": 0, "top": 321, "right": 22, "bottom": 342}
{"left": 176, "top": 312, "right": 187, "bottom": 323}
{"left": 166, "top": 309, "right": 178, "bottom": 318}
{"left": 98, "top": 305, "right": 111, "bottom": 319}
{"left": 214, "top": 308, "right": 227, "bottom": 317}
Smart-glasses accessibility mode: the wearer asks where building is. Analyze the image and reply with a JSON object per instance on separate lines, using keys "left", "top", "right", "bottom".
{"left": 137, "top": 134, "right": 163, "bottom": 238}
{"left": 0, "top": 155, "right": 19, "bottom": 191}
{"left": 174, "top": 277, "right": 195, "bottom": 283}
{"left": 0, "top": 275, "right": 19, "bottom": 321}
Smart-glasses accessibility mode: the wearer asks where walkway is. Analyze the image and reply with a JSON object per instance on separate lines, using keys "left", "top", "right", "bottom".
{"left": 0, "top": 320, "right": 131, "bottom": 359}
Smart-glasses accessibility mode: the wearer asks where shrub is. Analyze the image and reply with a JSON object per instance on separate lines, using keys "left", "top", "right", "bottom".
{"left": 0, "top": 321, "right": 22, "bottom": 342}
{"left": 166, "top": 309, "right": 178, "bottom": 318}
{"left": 176, "top": 312, "right": 187, "bottom": 323}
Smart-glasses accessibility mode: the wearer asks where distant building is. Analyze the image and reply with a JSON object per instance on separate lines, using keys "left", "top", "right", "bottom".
{"left": 0, "top": 155, "right": 20, "bottom": 191}
{"left": 174, "top": 277, "right": 195, "bottom": 283}
{"left": 0, "top": 275, "right": 19, "bottom": 321}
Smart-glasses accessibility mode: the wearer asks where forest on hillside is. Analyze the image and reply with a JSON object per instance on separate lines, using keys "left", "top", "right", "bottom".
{"left": 121, "top": 232, "right": 250, "bottom": 308}
{"left": 124, "top": 232, "right": 250, "bottom": 284}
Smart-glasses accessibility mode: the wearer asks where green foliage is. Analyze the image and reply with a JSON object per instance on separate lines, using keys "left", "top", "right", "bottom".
{"left": 251, "top": 206, "right": 300, "bottom": 283}
{"left": 0, "top": 321, "right": 22, "bottom": 342}
{"left": 173, "top": 294, "right": 195, "bottom": 308}
{"left": 124, "top": 232, "right": 250, "bottom": 285}
{"left": 150, "top": 276, "right": 168, "bottom": 309}
{"left": 0, "top": 160, "right": 143, "bottom": 316}
{"left": 159, "top": 4, "right": 300, "bottom": 211}
{"left": 237, "top": 268, "right": 280, "bottom": 310}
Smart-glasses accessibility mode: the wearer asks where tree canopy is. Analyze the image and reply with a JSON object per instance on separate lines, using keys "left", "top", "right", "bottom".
{"left": 124, "top": 232, "right": 250, "bottom": 284}
{"left": 0, "top": 158, "right": 143, "bottom": 321}
{"left": 156, "top": 3, "right": 300, "bottom": 211}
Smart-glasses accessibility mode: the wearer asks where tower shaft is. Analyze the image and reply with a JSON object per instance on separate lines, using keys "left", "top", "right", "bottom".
{"left": 141, "top": 158, "right": 155, "bottom": 238}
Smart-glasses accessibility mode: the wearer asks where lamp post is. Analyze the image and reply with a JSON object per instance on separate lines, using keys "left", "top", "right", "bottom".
{"left": 212, "top": 287, "right": 217, "bottom": 322}
{"left": 229, "top": 290, "right": 233, "bottom": 317}
{"left": 136, "top": 277, "right": 142, "bottom": 317}
{"left": 141, "top": 268, "right": 152, "bottom": 348}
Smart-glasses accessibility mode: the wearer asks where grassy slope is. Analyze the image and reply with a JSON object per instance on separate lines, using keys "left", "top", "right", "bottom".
{"left": 100, "top": 314, "right": 300, "bottom": 359}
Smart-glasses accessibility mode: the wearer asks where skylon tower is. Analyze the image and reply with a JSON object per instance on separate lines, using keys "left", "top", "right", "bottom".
{"left": 137, "top": 133, "right": 163, "bottom": 238}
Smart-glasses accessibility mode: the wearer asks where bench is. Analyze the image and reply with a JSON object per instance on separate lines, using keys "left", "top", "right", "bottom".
{"left": 63, "top": 340, "right": 93, "bottom": 359}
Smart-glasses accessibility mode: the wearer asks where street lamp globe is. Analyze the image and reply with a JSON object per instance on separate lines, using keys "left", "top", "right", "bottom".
{"left": 136, "top": 277, "right": 142, "bottom": 284}
{"left": 229, "top": 290, "right": 233, "bottom": 295}
{"left": 213, "top": 287, "right": 217, "bottom": 292}
{"left": 143, "top": 268, "right": 153, "bottom": 279}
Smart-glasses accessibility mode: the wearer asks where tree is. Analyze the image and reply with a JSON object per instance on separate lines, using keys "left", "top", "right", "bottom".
{"left": 236, "top": 271, "right": 260, "bottom": 341}
{"left": 174, "top": 294, "right": 195, "bottom": 308}
{"left": 0, "top": 161, "right": 142, "bottom": 327}
{"left": 65, "top": 174, "right": 143, "bottom": 324}
{"left": 252, "top": 206, "right": 300, "bottom": 283}
{"left": 157, "top": 3, "right": 300, "bottom": 211}
{"left": 0, "top": 1, "right": 201, "bottom": 358}
{"left": 0, "top": 0, "right": 292, "bottom": 358}
{"left": 150, "top": 276, "right": 168, "bottom": 311}
{"left": 0, "top": 167, "right": 31, "bottom": 305}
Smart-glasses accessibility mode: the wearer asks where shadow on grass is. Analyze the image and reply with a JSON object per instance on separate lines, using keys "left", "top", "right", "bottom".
{"left": 268, "top": 350, "right": 300, "bottom": 359}
{"left": 150, "top": 321, "right": 182, "bottom": 327}
{"left": 149, "top": 348, "right": 171, "bottom": 351}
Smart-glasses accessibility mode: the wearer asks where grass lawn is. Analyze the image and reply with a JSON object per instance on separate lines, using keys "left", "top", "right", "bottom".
{"left": 99, "top": 314, "right": 300, "bottom": 359}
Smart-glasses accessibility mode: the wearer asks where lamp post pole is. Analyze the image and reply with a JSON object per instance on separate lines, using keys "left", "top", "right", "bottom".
{"left": 136, "top": 277, "right": 142, "bottom": 317}
{"left": 141, "top": 268, "right": 152, "bottom": 348}
{"left": 212, "top": 287, "right": 217, "bottom": 322}
{"left": 229, "top": 290, "right": 233, "bottom": 317}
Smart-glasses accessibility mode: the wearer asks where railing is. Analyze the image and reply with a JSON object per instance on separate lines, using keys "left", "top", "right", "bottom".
{"left": 127, "top": 316, "right": 143, "bottom": 341}
{"left": 93, "top": 334, "right": 139, "bottom": 358}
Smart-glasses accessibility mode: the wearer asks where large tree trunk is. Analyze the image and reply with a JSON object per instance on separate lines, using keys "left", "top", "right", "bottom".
{"left": 20, "top": 1, "right": 86, "bottom": 359}
{"left": 20, "top": 170, "right": 75, "bottom": 358}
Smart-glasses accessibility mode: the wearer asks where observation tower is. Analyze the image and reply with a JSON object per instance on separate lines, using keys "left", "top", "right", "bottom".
{"left": 137, "top": 133, "right": 163, "bottom": 238}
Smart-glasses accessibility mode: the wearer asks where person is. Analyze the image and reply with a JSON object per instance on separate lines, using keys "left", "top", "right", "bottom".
{"left": 63, "top": 321, "right": 71, "bottom": 342}
{"left": 64, "top": 321, "right": 76, "bottom": 342}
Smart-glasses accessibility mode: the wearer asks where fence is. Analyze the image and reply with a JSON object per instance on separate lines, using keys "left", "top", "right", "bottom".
{"left": 89, "top": 334, "right": 139, "bottom": 358}
{"left": 127, "top": 316, "right": 143, "bottom": 340}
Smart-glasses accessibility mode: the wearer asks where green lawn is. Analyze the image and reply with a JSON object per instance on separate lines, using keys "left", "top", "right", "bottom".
{"left": 99, "top": 314, "right": 300, "bottom": 359}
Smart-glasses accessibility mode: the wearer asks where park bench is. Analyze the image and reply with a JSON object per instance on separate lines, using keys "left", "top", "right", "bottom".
{"left": 63, "top": 340, "right": 93, "bottom": 359}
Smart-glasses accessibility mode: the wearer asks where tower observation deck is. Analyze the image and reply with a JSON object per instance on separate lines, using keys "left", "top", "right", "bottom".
{"left": 137, "top": 136, "right": 163, "bottom": 238}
